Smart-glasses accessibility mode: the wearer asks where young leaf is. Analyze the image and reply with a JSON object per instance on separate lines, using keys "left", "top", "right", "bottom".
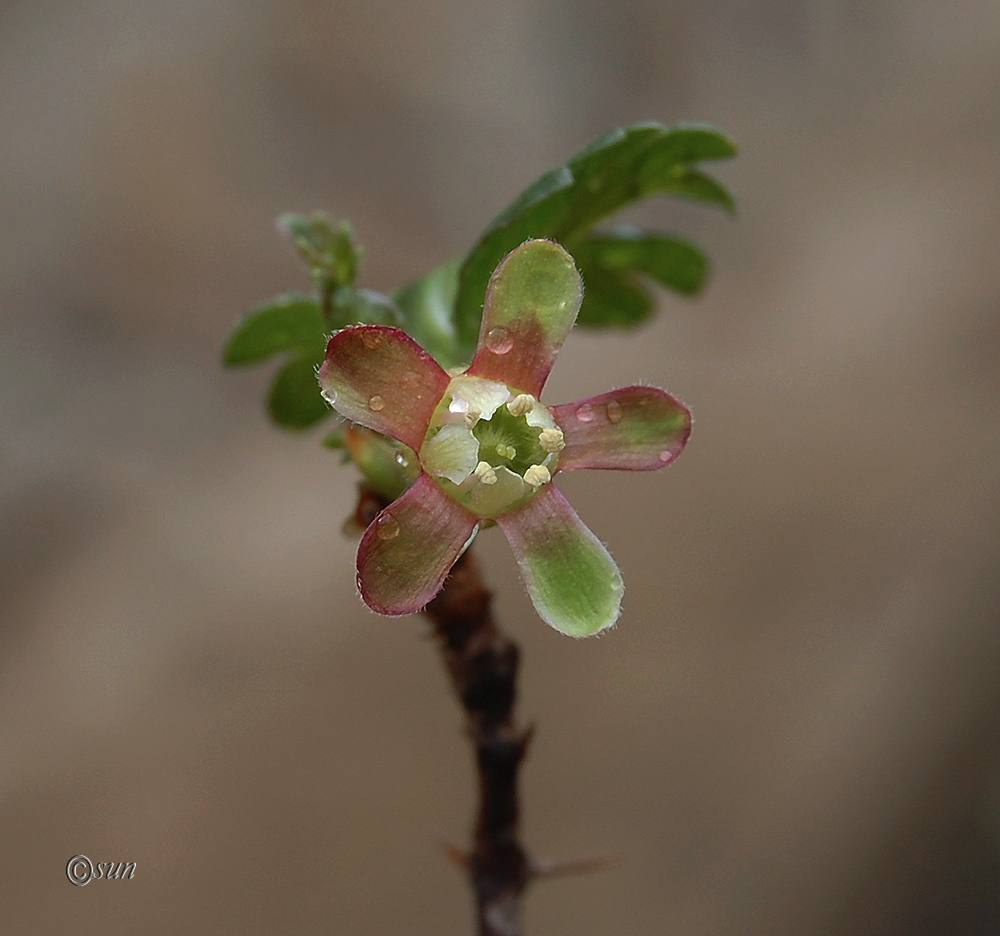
{"left": 267, "top": 354, "right": 331, "bottom": 429}
{"left": 224, "top": 287, "right": 408, "bottom": 428}
{"left": 392, "top": 259, "right": 462, "bottom": 369}
{"left": 330, "top": 287, "right": 404, "bottom": 330}
{"left": 322, "top": 428, "right": 347, "bottom": 449}
{"left": 222, "top": 295, "right": 326, "bottom": 366}
{"left": 278, "top": 213, "right": 360, "bottom": 290}
{"left": 343, "top": 427, "right": 418, "bottom": 502}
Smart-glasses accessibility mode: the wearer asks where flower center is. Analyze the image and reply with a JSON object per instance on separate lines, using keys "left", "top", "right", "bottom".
{"left": 419, "top": 375, "right": 564, "bottom": 518}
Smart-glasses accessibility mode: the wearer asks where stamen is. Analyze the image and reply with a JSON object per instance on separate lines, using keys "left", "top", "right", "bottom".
{"left": 463, "top": 409, "right": 481, "bottom": 428}
{"left": 523, "top": 464, "right": 551, "bottom": 488}
{"left": 473, "top": 461, "right": 498, "bottom": 485}
{"left": 538, "top": 427, "right": 565, "bottom": 453}
{"left": 507, "top": 394, "right": 535, "bottom": 416}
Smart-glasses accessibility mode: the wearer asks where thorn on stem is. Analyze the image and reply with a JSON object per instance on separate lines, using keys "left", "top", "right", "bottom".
{"left": 531, "top": 853, "right": 622, "bottom": 880}
{"left": 437, "top": 836, "right": 471, "bottom": 870}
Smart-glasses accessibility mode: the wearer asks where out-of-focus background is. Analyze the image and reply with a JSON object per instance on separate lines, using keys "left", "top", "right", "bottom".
{"left": 2, "top": 1, "right": 999, "bottom": 933}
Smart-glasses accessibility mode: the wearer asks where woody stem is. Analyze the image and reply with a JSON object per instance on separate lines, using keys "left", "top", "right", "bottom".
{"left": 352, "top": 485, "right": 533, "bottom": 935}
{"left": 424, "top": 547, "right": 533, "bottom": 936}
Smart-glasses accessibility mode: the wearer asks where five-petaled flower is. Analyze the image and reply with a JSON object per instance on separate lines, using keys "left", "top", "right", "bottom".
{"left": 318, "top": 239, "right": 690, "bottom": 636}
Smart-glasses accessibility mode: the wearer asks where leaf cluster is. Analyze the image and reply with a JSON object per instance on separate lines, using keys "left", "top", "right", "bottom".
{"left": 222, "top": 122, "right": 735, "bottom": 430}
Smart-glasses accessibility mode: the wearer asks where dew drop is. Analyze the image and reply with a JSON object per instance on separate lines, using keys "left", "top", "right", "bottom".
{"left": 658, "top": 449, "right": 674, "bottom": 464}
{"left": 485, "top": 326, "right": 514, "bottom": 355}
{"left": 368, "top": 395, "right": 385, "bottom": 412}
{"left": 395, "top": 452, "right": 409, "bottom": 467}
{"left": 606, "top": 399, "right": 622, "bottom": 424}
{"left": 375, "top": 514, "right": 400, "bottom": 540}
{"left": 575, "top": 403, "right": 595, "bottom": 423}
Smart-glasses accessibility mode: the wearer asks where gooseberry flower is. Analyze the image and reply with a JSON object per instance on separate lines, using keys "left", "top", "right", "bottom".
{"left": 318, "top": 239, "right": 690, "bottom": 637}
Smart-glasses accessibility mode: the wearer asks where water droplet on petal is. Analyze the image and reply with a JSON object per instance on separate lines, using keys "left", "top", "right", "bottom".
{"left": 368, "top": 395, "right": 385, "bottom": 412}
{"left": 658, "top": 450, "right": 674, "bottom": 464}
{"left": 375, "top": 514, "right": 400, "bottom": 540}
{"left": 575, "top": 403, "right": 595, "bottom": 423}
{"left": 485, "top": 326, "right": 514, "bottom": 355}
{"left": 606, "top": 399, "right": 622, "bottom": 424}
{"left": 395, "top": 452, "right": 408, "bottom": 467}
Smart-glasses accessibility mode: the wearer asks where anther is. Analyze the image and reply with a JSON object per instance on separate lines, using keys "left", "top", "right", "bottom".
{"left": 523, "top": 464, "right": 551, "bottom": 487}
{"left": 474, "top": 461, "right": 498, "bottom": 485}
{"left": 507, "top": 394, "right": 535, "bottom": 416}
{"left": 538, "top": 427, "right": 565, "bottom": 453}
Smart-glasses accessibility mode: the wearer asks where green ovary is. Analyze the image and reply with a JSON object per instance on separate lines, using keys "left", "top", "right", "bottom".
{"left": 419, "top": 377, "right": 561, "bottom": 518}
{"left": 471, "top": 406, "right": 549, "bottom": 476}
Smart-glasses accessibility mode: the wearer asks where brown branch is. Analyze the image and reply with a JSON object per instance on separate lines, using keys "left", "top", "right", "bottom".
{"left": 424, "top": 547, "right": 532, "bottom": 936}
{"left": 350, "top": 483, "right": 612, "bottom": 934}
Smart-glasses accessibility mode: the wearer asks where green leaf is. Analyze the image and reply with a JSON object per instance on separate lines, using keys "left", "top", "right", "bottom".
{"left": 223, "top": 294, "right": 326, "bottom": 366}
{"left": 343, "top": 428, "right": 418, "bottom": 502}
{"left": 329, "top": 287, "right": 404, "bottom": 330}
{"left": 571, "top": 228, "right": 708, "bottom": 327}
{"left": 575, "top": 265, "right": 653, "bottom": 327}
{"left": 658, "top": 168, "right": 736, "bottom": 213}
{"left": 321, "top": 429, "right": 346, "bottom": 449}
{"left": 392, "top": 259, "right": 462, "bottom": 368}
{"left": 579, "top": 228, "right": 707, "bottom": 295}
{"left": 267, "top": 355, "right": 331, "bottom": 429}
{"left": 278, "top": 213, "right": 360, "bottom": 290}
{"left": 451, "top": 122, "right": 736, "bottom": 354}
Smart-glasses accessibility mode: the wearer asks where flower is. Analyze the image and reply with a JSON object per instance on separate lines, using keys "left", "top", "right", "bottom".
{"left": 317, "top": 239, "right": 690, "bottom": 637}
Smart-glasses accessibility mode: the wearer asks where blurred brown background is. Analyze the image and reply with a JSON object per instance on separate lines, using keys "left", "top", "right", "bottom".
{"left": 3, "top": 1, "right": 1000, "bottom": 933}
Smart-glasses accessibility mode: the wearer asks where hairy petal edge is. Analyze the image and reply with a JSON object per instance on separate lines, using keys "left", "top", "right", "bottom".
{"left": 467, "top": 240, "right": 583, "bottom": 396}
{"left": 318, "top": 325, "right": 450, "bottom": 451}
{"left": 357, "top": 473, "right": 479, "bottom": 615}
{"left": 496, "top": 484, "right": 623, "bottom": 637}
{"left": 552, "top": 386, "right": 691, "bottom": 472}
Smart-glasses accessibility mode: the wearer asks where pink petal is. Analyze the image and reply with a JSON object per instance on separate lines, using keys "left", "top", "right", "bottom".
{"left": 357, "top": 473, "right": 479, "bottom": 615}
{"left": 551, "top": 386, "right": 691, "bottom": 471}
{"left": 318, "top": 326, "right": 449, "bottom": 451}
{"left": 496, "top": 484, "right": 623, "bottom": 637}
{"left": 466, "top": 240, "right": 583, "bottom": 396}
